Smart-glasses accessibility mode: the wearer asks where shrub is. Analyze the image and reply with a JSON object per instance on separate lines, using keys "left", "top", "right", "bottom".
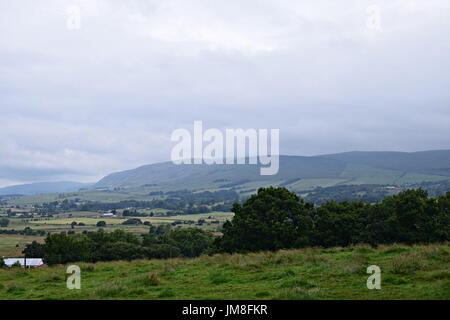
{"left": 0, "top": 217, "right": 10, "bottom": 227}
{"left": 391, "top": 254, "right": 424, "bottom": 275}
{"left": 22, "top": 241, "right": 45, "bottom": 258}
{"left": 96, "top": 221, "right": 106, "bottom": 227}
{"left": 122, "top": 218, "right": 142, "bottom": 225}
{"left": 142, "top": 244, "right": 180, "bottom": 259}
{"left": 165, "top": 228, "right": 214, "bottom": 257}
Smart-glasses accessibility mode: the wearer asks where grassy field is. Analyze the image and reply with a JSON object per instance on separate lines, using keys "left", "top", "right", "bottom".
{"left": 0, "top": 235, "right": 45, "bottom": 257}
{"left": 26, "top": 212, "right": 233, "bottom": 226}
{"left": 0, "top": 243, "right": 449, "bottom": 300}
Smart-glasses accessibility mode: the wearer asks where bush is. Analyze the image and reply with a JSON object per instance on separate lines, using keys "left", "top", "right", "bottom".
{"left": 95, "top": 241, "right": 145, "bottom": 261}
{"left": 0, "top": 217, "right": 10, "bottom": 227}
{"left": 44, "top": 233, "right": 93, "bottom": 265}
{"left": 165, "top": 228, "right": 214, "bottom": 257}
{"left": 142, "top": 244, "right": 181, "bottom": 259}
{"left": 391, "top": 254, "right": 424, "bottom": 275}
{"left": 23, "top": 241, "right": 45, "bottom": 258}
{"left": 96, "top": 221, "right": 106, "bottom": 227}
{"left": 122, "top": 218, "right": 142, "bottom": 225}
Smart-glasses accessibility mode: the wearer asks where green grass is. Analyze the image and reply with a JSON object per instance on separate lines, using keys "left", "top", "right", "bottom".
{"left": 337, "top": 163, "right": 449, "bottom": 186}
{"left": 0, "top": 243, "right": 449, "bottom": 300}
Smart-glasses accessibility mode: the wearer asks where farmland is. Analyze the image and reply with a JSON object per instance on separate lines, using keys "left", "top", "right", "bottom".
{"left": 0, "top": 235, "right": 45, "bottom": 257}
{"left": 1, "top": 186, "right": 449, "bottom": 301}
{"left": 0, "top": 212, "right": 233, "bottom": 257}
{"left": 0, "top": 243, "right": 449, "bottom": 299}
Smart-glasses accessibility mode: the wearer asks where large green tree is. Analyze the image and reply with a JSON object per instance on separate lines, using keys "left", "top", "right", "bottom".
{"left": 22, "top": 241, "right": 45, "bottom": 258}
{"left": 358, "top": 189, "right": 450, "bottom": 244}
{"left": 218, "top": 187, "right": 313, "bottom": 252}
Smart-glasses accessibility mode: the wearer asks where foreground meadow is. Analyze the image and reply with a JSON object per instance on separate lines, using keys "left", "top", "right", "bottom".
{"left": 0, "top": 243, "right": 449, "bottom": 300}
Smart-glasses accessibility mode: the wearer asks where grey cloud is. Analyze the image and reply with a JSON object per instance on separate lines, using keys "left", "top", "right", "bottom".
{"left": 1, "top": 0, "right": 450, "bottom": 186}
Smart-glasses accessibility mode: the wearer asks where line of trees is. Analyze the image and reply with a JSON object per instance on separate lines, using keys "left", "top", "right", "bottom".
{"left": 216, "top": 187, "right": 450, "bottom": 252}
{"left": 0, "top": 227, "right": 46, "bottom": 236}
{"left": 24, "top": 226, "right": 214, "bottom": 265}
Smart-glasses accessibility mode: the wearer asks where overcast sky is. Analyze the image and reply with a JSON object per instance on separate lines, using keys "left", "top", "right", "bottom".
{"left": 1, "top": 0, "right": 450, "bottom": 186}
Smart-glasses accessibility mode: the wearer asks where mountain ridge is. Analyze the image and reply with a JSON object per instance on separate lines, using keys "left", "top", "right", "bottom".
{"left": 3, "top": 150, "right": 449, "bottom": 196}
{"left": 93, "top": 150, "right": 450, "bottom": 192}
{"left": 0, "top": 181, "right": 92, "bottom": 196}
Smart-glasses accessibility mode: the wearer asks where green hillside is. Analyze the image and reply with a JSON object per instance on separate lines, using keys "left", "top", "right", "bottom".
{"left": 1, "top": 243, "right": 449, "bottom": 299}
{"left": 0, "top": 182, "right": 91, "bottom": 196}
{"left": 320, "top": 150, "right": 450, "bottom": 176}
{"left": 94, "top": 151, "right": 450, "bottom": 192}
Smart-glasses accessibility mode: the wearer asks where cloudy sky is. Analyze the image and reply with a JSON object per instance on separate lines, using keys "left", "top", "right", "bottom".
{"left": 1, "top": 0, "right": 450, "bottom": 186}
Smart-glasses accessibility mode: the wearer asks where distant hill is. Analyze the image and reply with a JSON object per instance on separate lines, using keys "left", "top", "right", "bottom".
{"left": 0, "top": 181, "right": 92, "bottom": 196}
{"left": 319, "top": 150, "right": 450, "bottom": 176}
{"left": 94, "top": 150, "right": 450, "bottom": 193}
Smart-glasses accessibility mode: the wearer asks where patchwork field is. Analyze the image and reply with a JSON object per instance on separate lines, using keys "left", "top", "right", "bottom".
{"left": 0, "top": 212, "right": 234, "bottom": 257}
{"left": 0, "top": 243, "right": 449, "bottom": 300}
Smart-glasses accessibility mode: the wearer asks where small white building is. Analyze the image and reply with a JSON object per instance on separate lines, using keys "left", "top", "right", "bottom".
{"left": 4, "top": 258, "right": 45, "bottom": 268}
{"left": 101, "top": 213, "right": 115, "bottom": 218}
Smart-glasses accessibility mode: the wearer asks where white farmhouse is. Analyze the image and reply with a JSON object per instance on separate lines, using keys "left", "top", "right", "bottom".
{"left": 101, "top": 213, "right": 115, "bottom": 218}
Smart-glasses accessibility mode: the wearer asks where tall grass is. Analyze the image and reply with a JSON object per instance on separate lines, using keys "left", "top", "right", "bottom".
{"left": 0, "top": 243, "right": 449, "bottom": 300}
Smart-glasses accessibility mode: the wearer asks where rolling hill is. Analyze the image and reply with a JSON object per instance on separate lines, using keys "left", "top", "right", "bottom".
{"left": 94, "top": 150, "right": 450, "bottom": 193}
{"left": 3, "top": 150, "right": 449, "bottom": 200}
{"left": 0, "top": 181, "right": 91, "bottom": 196}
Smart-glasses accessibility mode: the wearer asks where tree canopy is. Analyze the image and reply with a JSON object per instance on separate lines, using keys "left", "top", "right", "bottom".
{"left": 217, "top": 187, "right": 450, "bottom": 252}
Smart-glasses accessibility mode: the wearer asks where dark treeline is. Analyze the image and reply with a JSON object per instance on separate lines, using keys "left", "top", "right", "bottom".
{"left": 25, "top": 226, "right": 214, "bottom": 265}
{"left": 410, "top": 180, "right": 450, "bottom": 197}
{"left": 303, "top": 180, "right": 450, "bottom": 205}
{"left": 217, "top": 187, "right": 450, "bottom": 252}
{"left": 0, "top": 227, "right": 46, "bottom": 236}
{"left": 302, "top": 184, "right": 396, "bottom": 205}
